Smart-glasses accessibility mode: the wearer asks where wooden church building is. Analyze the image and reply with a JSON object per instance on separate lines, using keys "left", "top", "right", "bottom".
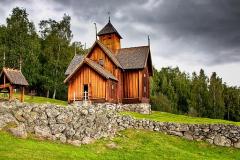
{"left": 64, "top": 19, "right": 153, "bottom": 104}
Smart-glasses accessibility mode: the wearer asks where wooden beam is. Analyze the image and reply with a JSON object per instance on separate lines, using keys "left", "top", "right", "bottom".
{"left": 20, "top": 86, "right": 25, "bottom": 102}
{"left": 9, "top": 85, "right": 13, "bottom": 101}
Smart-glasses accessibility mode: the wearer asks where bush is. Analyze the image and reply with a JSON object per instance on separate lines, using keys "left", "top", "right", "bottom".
{"left": 150, "top": 94, "right": 172, "bottom": 112}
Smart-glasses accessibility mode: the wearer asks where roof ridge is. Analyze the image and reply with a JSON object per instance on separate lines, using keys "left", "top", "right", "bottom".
{"left": 118, "top": 45, "right": 149, "bottom": 50}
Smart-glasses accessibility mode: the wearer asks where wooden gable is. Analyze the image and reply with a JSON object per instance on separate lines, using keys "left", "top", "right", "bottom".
{"left": 87, "top": 42, "right": 120, "bottom": 76}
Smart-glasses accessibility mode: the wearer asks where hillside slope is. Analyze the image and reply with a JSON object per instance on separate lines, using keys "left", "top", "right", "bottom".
{"left": 0, "top": 129, "right": 240, "bottom": 160}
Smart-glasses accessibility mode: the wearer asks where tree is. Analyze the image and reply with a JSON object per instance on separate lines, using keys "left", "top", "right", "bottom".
{"left": 3, "top": 7, "right": 41, "bottom": 88}
{"left": 189, "top": 69, "right": 209, "bottom": 117}
{"left": 209, "top": 72, "right": 225, "bottom": 119}
{"left": 39, "top": 14, "right": 74, "bottom": 99}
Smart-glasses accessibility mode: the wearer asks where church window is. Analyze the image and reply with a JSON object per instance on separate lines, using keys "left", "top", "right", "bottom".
{"left": 99, "top": 59, "right": 104, "bottom": 66}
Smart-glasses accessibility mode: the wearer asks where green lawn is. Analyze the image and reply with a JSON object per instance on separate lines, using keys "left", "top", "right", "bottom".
{"left": 0, "top": 93, "right": 68, "bottom": 106}
{"left": 122, "top": 111, "right": 240, "bottom": 126}
{"left": 23, "top": 95, "right": 67, "bottom": 106}
{"left": 0, "top": 129, "right": 240, "bottom": 160}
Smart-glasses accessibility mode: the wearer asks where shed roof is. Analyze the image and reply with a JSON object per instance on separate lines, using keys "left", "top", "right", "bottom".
{"left": 0, "top": 68, "right": 29, "bottom": 86}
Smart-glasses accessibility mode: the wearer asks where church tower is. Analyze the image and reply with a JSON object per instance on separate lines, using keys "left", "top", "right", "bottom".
{"left": 97, "top": 19, "right": 122, "bottom": 53}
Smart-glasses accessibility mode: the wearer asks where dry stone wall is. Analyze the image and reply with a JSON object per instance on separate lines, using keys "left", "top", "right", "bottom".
{"left": 0, "top": 101, "right": 119, "bottom": 146}
{"left": 0, "top": 101, "right": 240, "bottom": 148}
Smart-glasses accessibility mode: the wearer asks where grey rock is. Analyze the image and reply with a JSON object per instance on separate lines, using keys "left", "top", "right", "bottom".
{"left": 169, "top": 131, "right": 183, "bottom": 137}
{"left": 59, "top": 134, "right": 67, "bottom": 143}
{"left": 9, "top": 123, "right": 27, "bottom": 138}
{"left": 213, "top": 134, "right": 232, "bottom": 147}
{"left": 50, "top": 124, "right": 66, "bottom": 134}
{"left": 82, "top": 137, "right": 93, "bottom": 144}
{"left": 57, "top": 113, "right": 72, "bottom": 123}
{"left": 233, "top": 141, "right": 240, "bottom": 148}
{"left": 34, "top": 126, "right": 52, "bottom": 138}
{"left": 183, "top": 131, "right": 193, "bottom": 140}
{"left": 14, "top": 110, "right": 25, "bottom": 122}
{"left": 0, "top": 113, "right": 18, "bottom": 130}
{"left": 81, "top": 109, "right": 88, "bottom": 116}
{"left": 46, "top": 108, "right": 60, "bottom": 118}
{"left": 67, "top": 140, "right": 81, "bottom": 146}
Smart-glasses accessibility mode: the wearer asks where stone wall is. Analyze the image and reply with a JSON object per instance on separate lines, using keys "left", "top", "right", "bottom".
{"left": 117, "top": 115, "right": 240, "bottom": 148}
{"left": 72, "top": 102, "right": 151, "bottom": 114}
{"left": 0, "top": 101, "right": 119, "bottom": 146}
{"left": 0, "top": 101, "right": 240, "bottom": 148}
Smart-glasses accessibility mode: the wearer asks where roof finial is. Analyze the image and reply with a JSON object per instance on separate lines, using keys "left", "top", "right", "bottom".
{"left": 108, "top": 11, "right": 111, "bottom": 23}
{"left": 148, "top": 35, "right": 150, "bottom": 46}
{"left": 94, "top": 22, "right": 97, "bottom": 40}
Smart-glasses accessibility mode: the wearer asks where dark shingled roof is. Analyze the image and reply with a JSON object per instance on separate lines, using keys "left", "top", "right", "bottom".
{"left": 116, "top": 46, "right": 150, "bottom": 70}
{"left": 97, "top": 21, "right": 122, "bottom": 39}
{"left": 65, "top": 54, "right": 84, "bottom": 76}
{"left": 1, "top": 68, "right": 29, "bottom": 86}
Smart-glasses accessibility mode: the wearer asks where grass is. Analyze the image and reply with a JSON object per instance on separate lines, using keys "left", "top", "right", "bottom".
{"left": 0, "top": 93, "right": 68, "bottom": 106}
{"left": 122, "top": 111, "right": 240, "bottom": 126}
{"left": 0, "top": 129, "right": 240, "bottom": 160}
{"left": 23, "top": 95, "right": 67, "bottom": 106}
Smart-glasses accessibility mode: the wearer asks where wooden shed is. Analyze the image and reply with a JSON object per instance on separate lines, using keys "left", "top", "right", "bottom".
{"left": 0, "top": 68, "right": 29, "bottom": 102}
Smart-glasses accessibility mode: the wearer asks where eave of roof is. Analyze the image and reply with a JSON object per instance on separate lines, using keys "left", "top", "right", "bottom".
{"left": 1, "top": 68, "right": 29, "bottom": 86}
{"left": 65, "top": 54, "right": 84, "bottom": 76}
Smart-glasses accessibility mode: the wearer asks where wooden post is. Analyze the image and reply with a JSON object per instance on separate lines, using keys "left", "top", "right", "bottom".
{"left": 9, "top": 85, "right": 13, "bottom": 101}
{"left": 3, "top": 75, "right": 5, "bottom": 87}
{"left": 20, "top": 86, "right": 25, "bottom": 102}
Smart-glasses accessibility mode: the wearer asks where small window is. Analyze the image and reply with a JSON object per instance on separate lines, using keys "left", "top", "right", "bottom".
{"left": 144, "top": 73, "right": 146, "bottom": 77}
{"left": 144, "top": 86, "right": 147, "bottom": 93}
{"left": 99, "top": 59, "right": 104, "bottom": 66}
{"left": 112, "top": 84, "right": 114, "bottom": 90}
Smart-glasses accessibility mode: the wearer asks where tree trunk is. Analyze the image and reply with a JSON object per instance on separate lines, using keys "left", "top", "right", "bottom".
{"left": 46, "top": 90, "right": 49, "bottom": 98}
{"left": 52, "top": 88, "right": 56, "bottom": 99}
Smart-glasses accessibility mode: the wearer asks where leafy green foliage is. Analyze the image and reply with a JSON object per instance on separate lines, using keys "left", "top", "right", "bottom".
{"left": 0, "top": 7, "right": 85, "bottom": 100}
{"left": 151, "top": 67, "right": 240, "bottom": 122}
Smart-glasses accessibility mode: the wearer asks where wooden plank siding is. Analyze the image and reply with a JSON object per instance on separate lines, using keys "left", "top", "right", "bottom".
{"left": 123, "top": 70, "right": 139, "bottom": 99}
{"left": 67, "top": 64, "right": 106, "bottom": 103}
{"left": 99, "top": 34, "right": 120, "bottom": 53}
{"left": 88, "top": 45, "right": 116, "bottom": 75}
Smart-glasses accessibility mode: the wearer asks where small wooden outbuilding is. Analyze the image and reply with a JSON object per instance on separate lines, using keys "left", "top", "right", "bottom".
{"left": 0, "top": 68, "right": 29, "bottom": 102}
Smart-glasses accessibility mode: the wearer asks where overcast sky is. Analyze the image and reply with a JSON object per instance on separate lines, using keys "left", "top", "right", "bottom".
{"left": 0, "top": 0, "right": 240, "bottom": 86}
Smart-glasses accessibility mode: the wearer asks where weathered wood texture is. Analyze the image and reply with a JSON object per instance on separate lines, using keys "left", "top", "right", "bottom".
{"left": 88, "top": 45, "right": 116, "bottom": 75}
{"left": 99, "top": 34, "right": 120, "bottom": 53}
{"left": 68, "top": 64, "right": 106, "bottom": 102}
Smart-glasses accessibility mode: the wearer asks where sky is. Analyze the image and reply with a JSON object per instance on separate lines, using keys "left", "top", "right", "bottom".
{"left": 0, "top": 0, "right": 240, "bottom": 86}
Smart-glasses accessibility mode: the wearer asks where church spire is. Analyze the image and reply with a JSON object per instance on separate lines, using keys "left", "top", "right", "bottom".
{"left": 108, "top": 11, "right": 111, "bottom": 23}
